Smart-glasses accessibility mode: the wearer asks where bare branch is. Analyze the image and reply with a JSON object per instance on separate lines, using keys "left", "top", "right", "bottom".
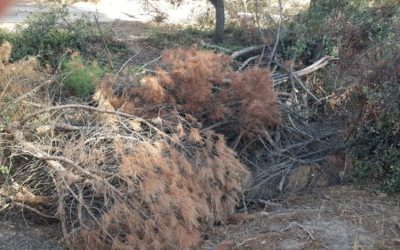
{"left": 12, "top": 202, "right": 58, "bottom": 220}
{"left": 231, "top": 45, "right": 265, "bottom": 59}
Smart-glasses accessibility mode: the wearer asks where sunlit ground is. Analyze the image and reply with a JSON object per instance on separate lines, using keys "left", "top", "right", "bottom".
{"left": 0, "top": 0, "right": 211, "bottom": 30}
{"left": 0, "top": 0, "right": 311, "bottom": 30}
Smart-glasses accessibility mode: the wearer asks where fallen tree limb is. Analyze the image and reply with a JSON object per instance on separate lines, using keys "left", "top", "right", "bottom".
{"left": 292, "top": 72, "right": 321, "bottom": 103}
{"left": 200, "top": 40, "right": 233, "bottom": 54}
{"left": 17, "top": 104, "right": 136, "bottom": 127}
{"left": 12, "top": 202, "right": 58, "bottom": 220}
{"left": 272, "top": 56, "right": 338, "bottom": 85}
{"left": 224, "top": 55, "right": 336, "bottom": 85}
{"left": 238, "top": 55, "right": 261, "bottom": 71}
{"left": 231, "top": 45, "right": 266, "bottom": 60}
{"left": 9, "top": 193, "right": 54, "bottom": 207}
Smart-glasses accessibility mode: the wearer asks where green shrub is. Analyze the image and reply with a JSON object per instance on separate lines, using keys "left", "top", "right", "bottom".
{"left": 0, "top": 165, "right": 10, "bottom": 175}
{"left": 352, "top": 107, "right": 400, "bottom": 192}
{"left": 349, "top": 47, "right": 400, "bottom": 193}
{"left": 146, "top": 24, "right": 260, "bottom": 51}
{"left": 0, "top": 5, "right": 127, "bottom": 68}
{"left": 281, "top": 0, "right": 398, "bottom": 62}
{"left": 351, "top": 111, "right": 400, "bottom": 193}
{"left": 61, "top": 55, "right": 103, "bottom": 99}
{"left": 146, "top": 26, "right": 213, "bottom": 48}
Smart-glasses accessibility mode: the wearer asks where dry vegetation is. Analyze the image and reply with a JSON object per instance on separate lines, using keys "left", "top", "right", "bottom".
{"left": 0, "top": 39, "right": 342, "bottom": 249}
{"left": 97, "top": 47, "right": 281, "bottom": 140}
{"left": 0, "top": 42, "right": 50, "bottom": 121}
{"left": 0, "top": 43, "right": 253, "bottom": 249}
{"left": 0, "top": 0, "right": 399, "bottom": 249}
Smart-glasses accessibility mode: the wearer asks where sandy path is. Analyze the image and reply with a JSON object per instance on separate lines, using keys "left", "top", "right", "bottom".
{"left": 0, "top": 0, "right": 209, "bottom": 30}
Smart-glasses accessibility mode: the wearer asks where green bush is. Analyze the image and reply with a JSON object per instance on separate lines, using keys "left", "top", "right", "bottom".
{"left": 146, "top": 24, "right": 261, "bottom": 51}
{"left": 281, "top": 0, "right": 398, "bottom": 62}
{"left": 0, "top": 5, "right": 127, "bottom": 68}
{"left": 349, "top": 48, "right": 400, "bottom": 193}
{"left": 146, "top": 26, "right": 213, "bottom": 48}
{"left": 61, "top": 55, "right": 103, "bottom": 99}
{"left": 295, "top": 1, "right": 400, "bottom": 193}
{"left": 351, "top": 101, "right": 400, "bottom": 193}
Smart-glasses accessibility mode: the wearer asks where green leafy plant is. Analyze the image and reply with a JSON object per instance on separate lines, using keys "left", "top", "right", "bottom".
{"left": 348, "top": 46, "right": 400, "bottom": 193}
{"left": 61, "top": 55, "right": 103, "bottom": 99}
{"left": 0, "top": 115, "right": 10, "bottom": 132}
{"left": 351, "top": 89, "right": 400, "bottom": 192}
{"left": 281, "top": 0, "right": 398, "bottom": 62}
{"left": 0, "top": 165, "right": 10, "bottom": 175}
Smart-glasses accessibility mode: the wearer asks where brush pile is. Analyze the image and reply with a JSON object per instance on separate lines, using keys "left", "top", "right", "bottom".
{"left": 0, "top": 42, "right": 53, "bottom": 123}
{"left": 0, "top": 40, "right": 341, "bottom": 248}
{"left": 0, "top": 43, "right": 254, "bottom": 249}
{"left": 5, "top": 106, "right": 251, "bottom": 249}
{"left": 96, "top": 48, "right": 282, "bottom": 140}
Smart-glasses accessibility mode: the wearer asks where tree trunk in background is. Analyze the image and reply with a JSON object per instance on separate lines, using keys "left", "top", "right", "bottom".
{"left": 210, "top": 0, "right": 225, "bottom": 44}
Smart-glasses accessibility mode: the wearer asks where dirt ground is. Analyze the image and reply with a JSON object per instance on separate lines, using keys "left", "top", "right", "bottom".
{"left": 0, "top": 216, "right": 60, "bottom": 250}
{"left": 110, "top": 20, "right": 163, "bottom": 63}
{"left": 203, "top": 185, "right": 400, "bottom": 250}
{"left": 1, "top": 184, "right": 399, "bottom": 249}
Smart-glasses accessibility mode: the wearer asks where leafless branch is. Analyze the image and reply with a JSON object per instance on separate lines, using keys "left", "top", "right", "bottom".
{"left": 231, "top": 45, "right": 265, "bottom": 60}
{"left": 12, "top": 202, "right": 58, "bottom": 220}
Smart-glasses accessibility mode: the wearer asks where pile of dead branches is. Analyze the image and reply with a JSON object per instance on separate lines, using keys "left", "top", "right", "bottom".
{"left": 0, "top": 45, "right": 251, "bottom": 249}
{"left": 0, "top": 41, "right": 341, "bottom": 248}
{"left": 107, "top": 45, "right": 342, "bottom": 199}
{"left": 96, "top": 46, "right": 342, "bottom": 199}
{"left": 3, "top": 105, "right": 250, "bottom": 249}
{"left": 229, "top": 44, "right": 344, "bottom": 198}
